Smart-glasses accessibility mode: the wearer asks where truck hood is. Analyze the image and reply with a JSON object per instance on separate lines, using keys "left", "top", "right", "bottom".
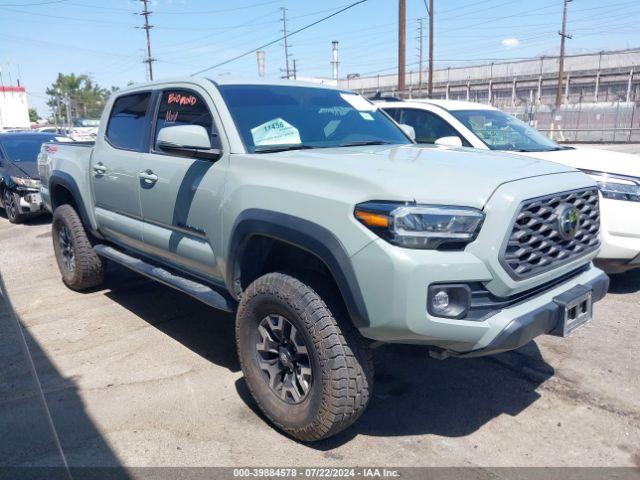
{"left": 508, "top": 147, "right": 640, "bottom": 178}
{"left": 257, "top": 144, "right": 576, "bottom": 209}
{"left": 3, "top": 160, "right": 39, "bottom": 180}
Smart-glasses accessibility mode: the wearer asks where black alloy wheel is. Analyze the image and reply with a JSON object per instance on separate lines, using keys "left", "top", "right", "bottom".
{"left": 255, "top": 313, "right": 313, "bottom": 404}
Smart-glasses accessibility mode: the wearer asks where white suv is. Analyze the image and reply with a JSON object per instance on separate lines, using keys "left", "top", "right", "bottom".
{"left": 377, "top": 98, "right": 640, "bottom": 274}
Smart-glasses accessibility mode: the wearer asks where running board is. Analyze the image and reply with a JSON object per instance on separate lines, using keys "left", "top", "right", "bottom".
{"left": 94, "top": 244, "right": 236, "bottom": 312}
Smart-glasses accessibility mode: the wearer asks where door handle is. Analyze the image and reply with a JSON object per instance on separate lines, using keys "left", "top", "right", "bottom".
{"left": 93, "top": 163, "right": 107, "bottom": 175}
{"left": 139, "top": 170, "right": 158, "bottom": 184}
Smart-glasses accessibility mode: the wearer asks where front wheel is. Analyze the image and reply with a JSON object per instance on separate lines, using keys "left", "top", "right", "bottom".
{"left": 3, "top": 189, "right": 27, "bottom": 224}
{"left": 52, "top": 204, "right": 105, "bottom": 291}
{"left": 236, "top": 272, "right": 373, "bottom": 442}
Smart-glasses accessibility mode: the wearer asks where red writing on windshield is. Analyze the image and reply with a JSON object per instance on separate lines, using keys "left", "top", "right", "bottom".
{"left": 165, "top": 110, "right": 178, "bottom": 122}
{"left": 167, "top": 93, "right": 197, "bottom": 106}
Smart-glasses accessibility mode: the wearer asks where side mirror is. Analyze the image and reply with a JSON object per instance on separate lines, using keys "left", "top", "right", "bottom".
{"left": 399, "top": 124, "right": 416, "bottom": 141}
{"left": 156, "top": 125, "right": 220, "bottom": 160}
{"left": 434, "top": 136, "right": 463, "bottom": 148}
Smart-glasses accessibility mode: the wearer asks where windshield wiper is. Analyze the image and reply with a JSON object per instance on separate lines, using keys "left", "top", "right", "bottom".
{"left": 253, "top": 144, "right": 317, "bottom": 153}
{"left": 510, "top": 147, "right": 565, "bottom": 152}
{"left": 340, "top": 140, "right": 394, "bottom": 147}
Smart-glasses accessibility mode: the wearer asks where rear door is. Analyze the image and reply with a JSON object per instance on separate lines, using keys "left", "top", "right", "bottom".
{"left": 137, "top": 86, "right": 227, "bottom": 280}
{"left": 91, "top": 91, "right": 153, "bottom": 250}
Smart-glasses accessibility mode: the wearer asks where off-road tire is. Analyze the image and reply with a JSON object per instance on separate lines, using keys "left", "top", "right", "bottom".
{"left": 52, "top": 204, "right": 105, "bottom": 291}
{"left": 3, "top": 189, "right": 27, "bottom": 224}
{"left": 236, "top": 272, "right": 374, "bottom": 442}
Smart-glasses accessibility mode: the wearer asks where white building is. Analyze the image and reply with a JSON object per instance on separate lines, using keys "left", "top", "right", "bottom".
{"left": 0, "top": 86, "right": 30, "bottom": 130}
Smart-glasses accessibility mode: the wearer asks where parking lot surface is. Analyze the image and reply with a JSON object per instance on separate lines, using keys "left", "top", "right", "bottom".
{"left": 1, "top": 213, "right": 639, "bottom": 468}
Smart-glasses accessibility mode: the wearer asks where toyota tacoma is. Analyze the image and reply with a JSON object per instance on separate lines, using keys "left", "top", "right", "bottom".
{"left": 38, "top": 78, "right": 609, "bottom": 441}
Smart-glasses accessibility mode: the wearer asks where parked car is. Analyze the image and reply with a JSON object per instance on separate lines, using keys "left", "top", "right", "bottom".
{"left": 376, "top": 98, "right": 640, "bottom": 274}
{"left": 0, "top": 132, "right": 72, "bottom": 223}
{"left": 37, "top": 126, "right": 66, "bottom": 135}
{"left": 69, "top": 118, "right": 100, "bottom": 142}
{"left": 39, "top": 79, "right": 608, "bottom": 441}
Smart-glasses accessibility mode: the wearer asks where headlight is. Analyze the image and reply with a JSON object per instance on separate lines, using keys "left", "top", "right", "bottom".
{"left": 582, "top": 170, "right": 640, "bottom": 203}
{"left": 11, "top": 176, "right": 40, "bottom": 189}
{"left": 354, "top": 201, "right": 484, "bottom": 249}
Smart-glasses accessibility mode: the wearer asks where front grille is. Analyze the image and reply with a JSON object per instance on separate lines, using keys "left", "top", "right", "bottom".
{"left": 501, "top": 188, "right": 600, "bottom": 279}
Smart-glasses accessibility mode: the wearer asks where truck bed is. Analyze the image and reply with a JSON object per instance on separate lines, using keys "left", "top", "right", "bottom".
{"left": 38, "top": 141, "right": 95, "bottom": 213}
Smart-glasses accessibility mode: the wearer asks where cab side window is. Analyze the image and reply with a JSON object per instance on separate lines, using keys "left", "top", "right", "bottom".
{"left": 154, "top": 90, "right": 220, "bottom": 149}
{"left": 397, "top": 108, "right": 469, "bottom": 145}
{"left": 383, "top": 108, "right": 403, "bottom": 123}
{"left": 106, "top": 92, "right": 151, "bottom": 151}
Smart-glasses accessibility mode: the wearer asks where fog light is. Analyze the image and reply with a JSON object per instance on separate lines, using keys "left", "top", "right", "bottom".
{"left": 427, "top": 284, "right": 471, "bottom": 319}
{"left": 431, "top": 290, "right": 450, "bottom": 314}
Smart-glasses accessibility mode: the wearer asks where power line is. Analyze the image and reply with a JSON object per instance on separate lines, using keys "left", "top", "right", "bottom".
{"left": 190, "top": 0, "right": 369, "bottom": 76}
{"left": 0, "top": 0, "right": 67, "bottom": 5}
{"left": 63, "top": 0, "right": 281, "bottom": 14}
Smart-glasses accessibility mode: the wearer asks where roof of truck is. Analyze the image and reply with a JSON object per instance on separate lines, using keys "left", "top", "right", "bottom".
{"left": 115, "top": 77, "right": 342, "bottom": 94}
{"left": 213, "top": 77, "right": 340, "bottom": 89}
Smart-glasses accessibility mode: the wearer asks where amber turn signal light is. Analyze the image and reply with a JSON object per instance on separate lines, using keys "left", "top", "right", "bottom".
{"left": 355, "top": 209, "right": 390, "bottom": 228}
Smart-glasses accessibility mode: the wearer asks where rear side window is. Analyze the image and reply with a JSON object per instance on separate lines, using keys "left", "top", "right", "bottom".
{"left": 106, "top": 92, "right": 151, "bottom": 151}
{"left": 399, "top": 109, "right": 462, "bottom": 144}
{"left": 383, "top": 108, "right": 403, "bottom": 122}
{"left": 154, "top": 89, "right": 219, "bottom": 148}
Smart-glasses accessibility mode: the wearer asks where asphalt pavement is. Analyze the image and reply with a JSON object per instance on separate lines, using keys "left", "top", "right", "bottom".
{"left": 0, "top": 148, "right": 639, "bottom": 469}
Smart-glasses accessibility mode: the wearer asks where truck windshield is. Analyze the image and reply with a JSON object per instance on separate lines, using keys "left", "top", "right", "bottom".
{"left": 217, "top": 84, "right": 412, "bottom": 153}
{"left": 450, "top": 109, "right": 563, "bottom": 152}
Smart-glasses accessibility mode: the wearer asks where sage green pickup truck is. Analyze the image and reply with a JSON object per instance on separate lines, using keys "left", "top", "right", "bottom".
{"left": 38, "top": 78, "right": 608, "bottom": 441}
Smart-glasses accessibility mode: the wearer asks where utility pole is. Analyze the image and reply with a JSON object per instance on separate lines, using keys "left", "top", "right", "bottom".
{"left": 427, "top": 0, "right": 434, "bottom": 97}
{"left": 139, "top": 0, "right": 155, "bottom": 81}
{"left": 292, "top": 59, "right": 297, "bottom": 80}
{"left": 398, "top": 0, "right": 406, "bottom": 93}
{"left": 417, "top": 18, "right": 424, "bottom": 97}
{"left": 281, "top": 7, "right": 291, "bottom": 79}
{"left": 555, "top": 0, "right": 572, "bottom": 108}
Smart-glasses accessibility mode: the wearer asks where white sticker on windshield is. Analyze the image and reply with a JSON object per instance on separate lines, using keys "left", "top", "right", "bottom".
{"left": 251, "top": 118, "right": 301, "bottom": 146}
{"left": 340, "top": 93, "right": 377, "bottom": 112}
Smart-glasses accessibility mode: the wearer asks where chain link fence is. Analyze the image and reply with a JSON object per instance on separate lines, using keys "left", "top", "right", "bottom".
{"left": 502, "top": 102, "right": 640, "bottom": 143}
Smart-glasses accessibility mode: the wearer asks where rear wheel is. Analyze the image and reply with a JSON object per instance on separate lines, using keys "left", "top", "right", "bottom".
{"left": 52, "top": 204, "right": 105, "bottom": 291}
{"left": 236, "top": 272, "right": 373, "bottom": 442}
{"left": 3, "top": 189, "right": 26, "bottom": 224}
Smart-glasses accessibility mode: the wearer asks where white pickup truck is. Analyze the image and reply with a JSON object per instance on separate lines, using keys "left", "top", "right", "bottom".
{"left": 378, "top": 98, "right": 640, "bottom": 274}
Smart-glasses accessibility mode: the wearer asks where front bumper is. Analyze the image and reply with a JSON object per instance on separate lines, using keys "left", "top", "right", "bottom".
{"left": 17, "top": 190, "right": 45, "bottom": 214}
{"left": 596, "top": 196, "right": 640, "bottom": 273}
{"left": 445, "top": 270, "right": 609, "bottom": 358}
{"left": 351, "top": 228, "right": 608, "bottom": 355}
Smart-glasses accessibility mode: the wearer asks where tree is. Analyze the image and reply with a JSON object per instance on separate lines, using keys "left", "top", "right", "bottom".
{"left": 28, "top": 108, "right": 40, "bottom": 123}
{"left": 46, "top": 73, "right": 110, "bottom": 124}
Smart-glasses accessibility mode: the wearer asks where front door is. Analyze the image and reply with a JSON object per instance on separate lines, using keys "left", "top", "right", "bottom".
{"left": 91, "top": 91, "right": 152, "bottom": 250}
{"left": 137, "top": 87, "right": 227, "bottom": 281}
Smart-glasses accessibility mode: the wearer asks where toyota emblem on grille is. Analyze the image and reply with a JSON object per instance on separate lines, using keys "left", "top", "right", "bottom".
{"left": 556, "top": 203, "right": 581, "bottom": 240}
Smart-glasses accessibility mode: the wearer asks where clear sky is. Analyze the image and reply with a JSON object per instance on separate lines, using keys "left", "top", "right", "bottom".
{"left": 1, "top": 0, "right": 638, "bottom": 117}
